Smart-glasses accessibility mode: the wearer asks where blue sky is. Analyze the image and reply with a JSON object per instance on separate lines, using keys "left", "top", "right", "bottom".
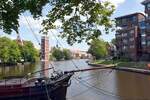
{"left": 0, "top": 0, "right": 145, "bottom": 51}
{"left": 100, "top": 0, "right": 144, "bottom": 42}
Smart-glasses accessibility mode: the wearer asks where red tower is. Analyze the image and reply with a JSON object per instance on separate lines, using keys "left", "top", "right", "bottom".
{"left": 41, "top": 36, "right": 49, "bottom": 61}
{"left": 41, "top": 36, "right": 49, "bottom": 77}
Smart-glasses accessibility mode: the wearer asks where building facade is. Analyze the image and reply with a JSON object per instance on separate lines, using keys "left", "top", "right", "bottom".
{"left": 141, "top": 0, "right": 150, "bottom": 60}
{"left": 115, "top": 13, "right": 146, "bottom": 61}
{"left": 41, "top": 36, "right": 49, "bottom": 61}
{"left": 40, "top": 36, "right": 49, "bottom": 77}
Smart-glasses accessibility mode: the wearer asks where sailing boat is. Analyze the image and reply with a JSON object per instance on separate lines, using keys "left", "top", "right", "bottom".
{"left": 0, "top": 33, "right": 112, "bottom": 100}
{"left": 0, "top": 35, "right": 74, "bottom": 100}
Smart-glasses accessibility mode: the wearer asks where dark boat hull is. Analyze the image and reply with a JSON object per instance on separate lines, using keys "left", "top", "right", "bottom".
{"left": 0, "top": 73, "right": 73, "bottom": 100}
{"left": 0, "top": 84, "right": 68, "bottom": 100}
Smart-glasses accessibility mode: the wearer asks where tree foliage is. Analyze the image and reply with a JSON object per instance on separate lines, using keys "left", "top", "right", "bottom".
{"left": 52, "top": 47, "right": 72, "bottom": 61}
{"left": 63, "top": 49, "right": 72, "bottom": 60}
{"left": 0, "top": 0, "right": 49, "bottom": 34}
{"left": 52, "top": 47, "right": 64, "bottom": 61}
{"left": 0, "top": 37, "right": 21, "bottom": 64}
{"left": 42, "top": 0, "right": 115, "bottom": 45}
{"left": 0, "top": 37, "right": 38, "bottom": 64}
{"left": 0, "top": 0, "right": 115, "bottom": 45}
{"left": 88, "top": 39, "right": 108, "bottom": 59}
{"left": 19, "top": 41, "right": 39, "bottom": 62}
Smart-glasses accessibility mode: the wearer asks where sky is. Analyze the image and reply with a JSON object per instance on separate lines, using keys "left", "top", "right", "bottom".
{"left": 0, "top": 0, "right": 145, "bottom": 51}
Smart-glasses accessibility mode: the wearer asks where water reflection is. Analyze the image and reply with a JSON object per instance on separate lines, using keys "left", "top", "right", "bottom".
{"left": 0, "top": 63, "right": 39, "bottom": 79}
{"left": 116, "top": 71, "right": 150, "bottom": 100}
{"left": 40, "top": 61, "right": 49, "bottom": 77}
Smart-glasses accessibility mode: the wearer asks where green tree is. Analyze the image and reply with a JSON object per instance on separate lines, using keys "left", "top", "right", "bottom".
{"left": 8, "top": 40, "right": 21, "bottom": 63}
{"left": 1, "top": 0, "right": 115, "bottom": 45}
{"left": 52, "top": 47, "right": 64, "bottom": 61}
{"left": 42, "top": 1, "right": 115, "bottom": 45}
{"left": 0, "top": 0, "right": 49, "bottom": 34}
{"left": 0, "top": 37, "right": 10, "bottom": 63}
{"left": 0, "top": 37, "right": 21, "bottom": 64}
{"left": 63, "top": 49, "right": 72, "bottom": 60}
{"left": 88, "top": 39, "right": 108, "bottom": 59}
{"left": 19, "top": 41, "right": 38, "bottom": 62}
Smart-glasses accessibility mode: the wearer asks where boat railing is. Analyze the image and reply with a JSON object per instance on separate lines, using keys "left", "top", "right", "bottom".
{"left": 1, "top": 75, "right": 26, "bottom": 87}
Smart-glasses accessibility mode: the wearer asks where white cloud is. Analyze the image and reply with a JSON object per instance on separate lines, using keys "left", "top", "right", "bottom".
{"left": 101, "top": 0, "right": 125, "bottom": 7}
{"left": 137, "top": 0, "right": 144, "bottom": 2}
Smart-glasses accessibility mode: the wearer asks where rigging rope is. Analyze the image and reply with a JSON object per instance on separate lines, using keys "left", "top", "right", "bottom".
{"left": 44, "top": 4, "right": 81, "bottom": 71}
{"left": 67, "top": 76, "right": 103, "bottom": 100}
{"left": 45, "top": 82, "right": 52, "bottom": 100}
{"left": 22, "top": 13, "right": 40, "bottom": 45}
{"left": 67, "top": 68, "right": 128, "bottom": 100}
{"left": 73, "top": 76, "right": 127, "bottom": 99}
{"left": 22, "top": 13, "right": 56, "bottom": 72}
{"left": 49, "top": 29, "right": 80, "bottom": 70}
{"left": 21, "top": 14, "right": 53, "bottom": 99}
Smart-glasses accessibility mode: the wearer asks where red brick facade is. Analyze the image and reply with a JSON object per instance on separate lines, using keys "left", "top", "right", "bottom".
{"left": 115, "top": 13, "right": 145, "bottom": 61}
{"left": 142, "top": 0, "right": 150, "bottom": 56}
{"left": 41, "top": 36, "right": 49, "bottom": 61}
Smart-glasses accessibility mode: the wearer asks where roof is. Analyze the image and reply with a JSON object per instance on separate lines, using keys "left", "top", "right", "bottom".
{"left": 115, "top": 12, "right": 145, "bottom": 20}
{"left": 142, "top": 0, "right": 150, "bottom": 5}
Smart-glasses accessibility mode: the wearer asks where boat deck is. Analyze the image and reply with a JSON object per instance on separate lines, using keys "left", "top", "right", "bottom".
{"left": 0, "top": 73, "right": 73, "bottom": 87}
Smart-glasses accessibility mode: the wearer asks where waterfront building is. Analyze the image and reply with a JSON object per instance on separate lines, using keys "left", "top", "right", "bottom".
{"left": 141, "top": 0, "right": 150, "bottom": 60}
{"left": 115, "top": 13, "right": 145, "bottom": 61}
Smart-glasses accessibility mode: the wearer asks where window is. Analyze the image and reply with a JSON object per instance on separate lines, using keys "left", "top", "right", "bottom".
{"left": 123, "top": 46, "right": 127, "bottom": 50}
{"left": 130, "top": 45, "right": 134, "bottom": 48}
{"left": 129, "top": 38, "right": 134, "bottom": 41}
{"left": 122, "top": 25, "right": 127, "bottom": 28}
{"left": 147, "top": 3, "right": 150, "bottom": 10}
{"left": 147, "top": 41, "right": 150, "bottom": 46}
{"left": 123, "top": 39, "right": 127, "bottom": 43}
{"left": 130, "top": 30, "right": 134, "bottom": 34}
{"left": 142, "top": 41, "right": 146, "bottom": 45}
{"left": 139, "top": 21, "right": 146, "bottom": 29}
{"left": 147, "top": 36, "right": 150, "bottom": 40}
{"left": 141, "top": 34, "right": 146, "bottom": 37}
{"left": 116, "top": 20, "right": 121, "bottom": 26}
{"left": 132, "top": 16, "right": 136, "bottom": 22}
{"left": 122, "top": 19, "right": 127, "bottom": 25}
{"left": 147, "top": 23, "right": 150, "bottom": 28}
{"left": 141, "top": 29, "right": 145, "bottom": 34}
{"left": 116, "top": 34, "right": 121, "bottom": 38}
{"left": 122, "top": 33, "right": 127, "bottom": 37}
{"left": 141, "top": 36, "right": 146, "bottom": 43}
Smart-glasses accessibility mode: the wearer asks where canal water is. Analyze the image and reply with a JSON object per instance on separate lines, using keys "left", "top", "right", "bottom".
{"left": 0, "top": 59, "right": 150, "bottom": 100}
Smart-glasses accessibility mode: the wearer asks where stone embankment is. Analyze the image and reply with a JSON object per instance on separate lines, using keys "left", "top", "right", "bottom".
{"left": 88, "top": 62, "right": 150, "bottom": 75}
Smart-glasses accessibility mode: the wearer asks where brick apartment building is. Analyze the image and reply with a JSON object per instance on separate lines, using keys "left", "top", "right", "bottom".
{"left": 141, "top": 0, "right": 150, "bottom": 60}
{"left": 115, "top": 13, "right": 146, "bottom": 61}
{"left": 115, "top": 0, "right": 150, "bottom": 61}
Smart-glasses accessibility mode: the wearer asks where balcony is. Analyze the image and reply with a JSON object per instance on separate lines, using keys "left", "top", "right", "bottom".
{"left": 145, "top": 8, "right": 150, "bottom": 14}
{"left": 145, "top": 16, "right": 150, "bottom": 23}
{"left": 117, "top": 27, "right": 135, "bottom": 33}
